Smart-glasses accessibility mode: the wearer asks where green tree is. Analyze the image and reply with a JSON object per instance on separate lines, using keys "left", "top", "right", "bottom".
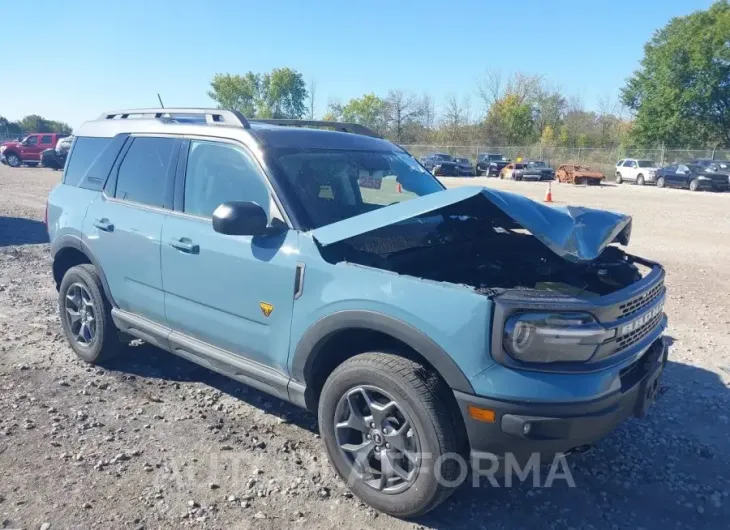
{"left": 208, "top": 72, "right": 260, "bottom": 117}
{"left": 621, "top": 1, "right": 730, "bottom": 146}
{"left": 259, "top": 67, "right": 308, "bottom": 119}
{"left": 15, "top": 115, "right": 71, "bottom": 134}
{"left": 208, "top": 68, "right": 308, "bottom": 119}
{"left": 340, "top": 93, "right": 388, "bottom": 134}
{"left": 484, "top": 94, "right": 534, "bottom": 144}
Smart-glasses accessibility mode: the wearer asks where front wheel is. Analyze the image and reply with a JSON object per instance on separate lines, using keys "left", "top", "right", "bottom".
{"left": 5, "top": 153, "right": 21, "bottom": 168}
{"left": 616, "top": 172, "right": 623, "bottom": 184}
{"left": 319, "top": 353, "right": 465, "bottom": 518}
{"left": 689, "top": 178, "right": 700, "bottom": 191}
{"left": 637, "top": 174, "right": 645, "bottom": 186}
{"left": 656, "top": 176, "right": 666, "bottom": 188}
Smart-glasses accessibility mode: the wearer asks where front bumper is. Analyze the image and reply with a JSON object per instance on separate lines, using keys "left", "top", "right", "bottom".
{"left": 454, "top": 335, "right": 668, "bottom": 463}
{"left": 0, "top": 154, "right": 6, "bottom": 165}
{"left": 433, "top": 165, "right": 459, "bottom": 176}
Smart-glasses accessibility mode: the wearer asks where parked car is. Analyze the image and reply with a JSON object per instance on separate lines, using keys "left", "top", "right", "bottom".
{"left": 40, "top": 135, "right": 75, "bottom": 170}
{"left": 420, "top": 153, "right": 459, "bottom": 176}
{"left": 40, "top": 148, "right": 67, "bottom": 170}
{"left": 615, "top": 159, "right": 661, "bottom": 185}
{"left": 0, "top": 132, "right": 69, "bottom": 167}
{"left": 556, "top": 164, "right": 605, "bottom": 185}
{"left": 499, "top": 162, "right": 526, "bottom": 180}
{"left": 476, "top": 153, "right": 509, "bottom": 176}
{"left": 690, "top": 159, "right": 730, "bottom": 176}
{"left": 453, "top": 156, "right": 475, "bottom": 176}
{"left": 655, "top": 163, "right": 729, "bottom": 192}
{"left": 522, "top": 160, "right": 555, "bottom": 180}
{"left": 48, "top": 108, "right": 668, "bottom": 518}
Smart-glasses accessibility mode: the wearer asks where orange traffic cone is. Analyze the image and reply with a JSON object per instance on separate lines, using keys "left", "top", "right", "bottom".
{"left": 544, "top": 182, "right": 553, "bottom": 203}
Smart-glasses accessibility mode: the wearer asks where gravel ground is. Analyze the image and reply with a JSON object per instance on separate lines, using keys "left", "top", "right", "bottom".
{"left": 1, "top": 165, "right": 729, "bottom": 530}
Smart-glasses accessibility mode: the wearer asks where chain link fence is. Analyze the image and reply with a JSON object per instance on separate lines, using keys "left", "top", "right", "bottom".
{"left": 400, "top": 145, "right": 730, "bottom": 180}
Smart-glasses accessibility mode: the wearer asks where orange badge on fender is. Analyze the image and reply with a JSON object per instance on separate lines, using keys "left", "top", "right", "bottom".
{"left": 260, "top": 302, "right": 274, "bottom": 317}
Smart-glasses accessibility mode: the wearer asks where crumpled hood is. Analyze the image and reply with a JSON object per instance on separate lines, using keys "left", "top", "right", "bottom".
{"left": 310, "top": 186, "right": 632, "bottom": 263}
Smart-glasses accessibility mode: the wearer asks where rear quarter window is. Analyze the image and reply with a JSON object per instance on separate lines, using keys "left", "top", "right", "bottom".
{"left": 63, "top": 137, "right": 113, "bottom": 187}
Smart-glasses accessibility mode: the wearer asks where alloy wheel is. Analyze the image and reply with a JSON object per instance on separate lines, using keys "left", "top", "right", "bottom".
{"left": 334, "top": 385, "right": 420, "bottom": 494}
{"left": 64, "top": 282, "right": 97, "bottom": 346}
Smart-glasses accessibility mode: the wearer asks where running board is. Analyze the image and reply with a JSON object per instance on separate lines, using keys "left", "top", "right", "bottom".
{"left": 111, "top": 309, "right": 306, "bottom": 407}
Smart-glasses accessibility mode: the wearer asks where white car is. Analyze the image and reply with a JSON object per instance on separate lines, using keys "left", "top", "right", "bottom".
{"left": 615, "top": 158, "right": 661, "bottom": 185}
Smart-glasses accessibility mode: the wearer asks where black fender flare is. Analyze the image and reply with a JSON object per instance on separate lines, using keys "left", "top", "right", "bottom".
{"left": 51, "top": 234, "right": 118, "bottom": 307}
{"left": 291, "top": 310, "right": 475, "bottom": 394}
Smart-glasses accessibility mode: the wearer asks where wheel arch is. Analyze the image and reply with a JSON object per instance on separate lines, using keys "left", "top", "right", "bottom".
{"left": 291, "top": 310, "right": 475, "bottom": 412}
{"left": 51, "top": 235, "right": 117, "bottom": 307}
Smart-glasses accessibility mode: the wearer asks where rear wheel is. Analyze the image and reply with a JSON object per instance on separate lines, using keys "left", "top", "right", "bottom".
{"left": 319, "top": 352, "right": 464, "bottom": 518}
{"left": 58, "top": 264, "right": 121, "bottom": 363}
{"left": 656, "top": 176, "right": 666, "bottom": 188}
{"left": 637, "top": 174, "right": 645, "bottom": 186}
{"left": 689, "top": 178, "right": 700, "bottom": 191}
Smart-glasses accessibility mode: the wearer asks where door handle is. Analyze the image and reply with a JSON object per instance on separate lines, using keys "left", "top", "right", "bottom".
{"left": 93, "top": 218, "right": 114, "bottom": 232}
{"left": 169, "top": 238, "right": 199, "bottom": 254}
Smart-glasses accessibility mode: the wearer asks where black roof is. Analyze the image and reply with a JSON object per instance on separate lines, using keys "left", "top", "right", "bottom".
{"left": 249, "top": 123, "right": 397, "bottom": 152}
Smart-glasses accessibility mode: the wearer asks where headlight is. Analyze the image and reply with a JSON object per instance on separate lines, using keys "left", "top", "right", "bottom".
{"left": 503, "top": 312, "right": 614, "bottom": 363}
{"left": 697, "top": 176, "right": 711, "bottom": 180}
{"left": 490, "top": 162, "right": 497, "bottom": 167}
{"left": 0, "top": 146, "right": 6, "bottom": 153}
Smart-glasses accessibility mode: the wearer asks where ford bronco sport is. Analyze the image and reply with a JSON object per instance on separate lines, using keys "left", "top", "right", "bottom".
{"left": 47, "top": 108, "right": 668, "bottom": 518}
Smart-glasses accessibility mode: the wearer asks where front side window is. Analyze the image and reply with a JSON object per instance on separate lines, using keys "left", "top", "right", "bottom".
{"left": 25, "top": 136, "right": 38, "bottom": 146}
{"left": 115, "top": 137, "right": 177, "bottom": 208}
{"left": 183, "top": 140, "right": 270, "bottom": 219}
{"left": 270, "top": 148, "right": 444, "bottom": 229}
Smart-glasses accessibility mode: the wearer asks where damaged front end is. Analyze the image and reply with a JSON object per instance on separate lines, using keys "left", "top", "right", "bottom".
{"left": 312, "top": 186, "right": 666, "bottom": 368}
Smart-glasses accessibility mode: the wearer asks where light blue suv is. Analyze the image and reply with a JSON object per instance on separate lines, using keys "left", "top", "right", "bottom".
{"left": 47, "top": 108, "right": 668, "bottom": 517}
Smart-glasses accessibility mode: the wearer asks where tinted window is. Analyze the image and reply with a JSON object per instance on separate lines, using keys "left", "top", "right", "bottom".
{"left": 184, "top": 140, "right": 269, "bottom": 218}
{"left": 622, "top": 160, "right": 634, "bottom": 167}
{"left": 40, "top": 135, "right": 53, "bottom": 145}
{"left": 115, "top": 137, "right": 177, "bottom": 208}
{"left": 637, "top": 160, "right": 656, "bottom": 168}
{"left": 64, "top": 137, "right": 113, "bottom": 186}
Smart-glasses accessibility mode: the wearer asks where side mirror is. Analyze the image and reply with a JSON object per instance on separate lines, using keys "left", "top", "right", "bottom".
{"left": 212, "top": 201, "right": 268, "bottom": 236}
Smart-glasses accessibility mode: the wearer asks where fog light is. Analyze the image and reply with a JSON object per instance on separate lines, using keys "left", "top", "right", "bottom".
{"left": 468, "top": 405, "right": 496, "bottom": 423}
{"left": 523, "top": 422, "right": 532, "bottom": 435}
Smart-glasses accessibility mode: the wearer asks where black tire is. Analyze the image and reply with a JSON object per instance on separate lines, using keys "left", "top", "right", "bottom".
{"left": 689, "top": 178, "right": 700, "bottom": 191}
{"left": 58, "top": 264, "right": 121, "bottom": 363}
{"left": 637, "top": 174, "right": 645, "bottom": 186}
{"left": 616, "top": 172, "right": 623, "bottom": 184}
{"left": 656, "top": 176, "right": 665, "bottom": 188}
{"left": 319, "top": 352, "right": 465, "bottom": 518}
{"left": 5, "top": 152, "right": 21, "bottom": 168}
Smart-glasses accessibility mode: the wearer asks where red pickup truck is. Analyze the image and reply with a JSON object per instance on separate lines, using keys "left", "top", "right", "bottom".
{"left": 1, "top": 133, "right": 68, "bottom": 168}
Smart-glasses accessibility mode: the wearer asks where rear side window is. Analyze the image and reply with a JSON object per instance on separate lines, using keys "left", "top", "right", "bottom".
{"left": 40, "top": 135, "right": 53, "bottom": 145}
{"left": 114, "top": 137, "right": 177, "bottom": 208}
{"left": 64, "top": 137, "right": 112, "bottom": 186}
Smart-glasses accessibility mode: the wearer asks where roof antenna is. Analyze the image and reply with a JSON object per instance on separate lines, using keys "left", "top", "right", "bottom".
{"left": 157, "top": 93, "right": 165, "bottom": 108}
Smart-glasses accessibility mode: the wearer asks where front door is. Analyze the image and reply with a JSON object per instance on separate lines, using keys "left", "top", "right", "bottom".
{"left": 161, "top": 138, "right": 299, "bottom": 374}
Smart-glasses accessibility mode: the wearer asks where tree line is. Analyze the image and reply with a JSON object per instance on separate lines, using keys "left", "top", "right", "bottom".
{"left": 208, "top": 1, "right": 730, "bottom": 149}
{"left": 0, "top": 115, "right": 73, "bottom": 137}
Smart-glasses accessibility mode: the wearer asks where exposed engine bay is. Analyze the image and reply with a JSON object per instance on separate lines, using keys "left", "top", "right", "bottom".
{"left": 320, "top": 208, "right": 645, "bottom": 298}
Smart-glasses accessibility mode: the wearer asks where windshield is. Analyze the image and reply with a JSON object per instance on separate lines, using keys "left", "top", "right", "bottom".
{"left": 527, "top": 161, "right": 546, "bottom": 167}
{"left": 434, "top": 154, "right": 453, "bottom": 161}
{"left": 270, "top": 148, "right": 445, "bottom": 229}
{"left": 455, "top": 158, "right": 469, "bottom": 164}
{"left": 488, "top": 154, "right": 506, "bottom": 161}
{"left": 637, "top": 160, "right": 656, "bottom": 168}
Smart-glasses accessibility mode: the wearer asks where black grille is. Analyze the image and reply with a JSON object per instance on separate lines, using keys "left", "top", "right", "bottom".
{"left": 616, "top": 312, "right": 663, "bottom": 350}
{"left": 619, "top": 281, "right": 664, "bottom": 318}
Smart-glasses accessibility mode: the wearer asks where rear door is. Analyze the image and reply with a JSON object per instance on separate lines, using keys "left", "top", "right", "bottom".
{"left": 37, "top": 134, "right": 55, "bottom": 160}
{"left": 161, "top": 138, "right": 299, "bottom": 374}
{"left": 83, "top": 135, "right": 181, "bottom": 324}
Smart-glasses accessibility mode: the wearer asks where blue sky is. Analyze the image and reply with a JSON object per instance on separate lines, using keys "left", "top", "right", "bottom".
{"left": 1, "top": 0, "right": 715, "bottom": 130}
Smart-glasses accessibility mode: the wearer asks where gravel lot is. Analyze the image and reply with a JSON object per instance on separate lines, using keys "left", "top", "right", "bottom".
{"left": 1, "top": 165, "right": 729, "bottom": 529}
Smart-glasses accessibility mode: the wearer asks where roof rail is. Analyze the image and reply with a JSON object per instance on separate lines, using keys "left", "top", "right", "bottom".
{"left": 98, "top": 108, "right": 250, "bottom": 128}
{"left": 249, "top": 119, "right": 380, "bottom": 138}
